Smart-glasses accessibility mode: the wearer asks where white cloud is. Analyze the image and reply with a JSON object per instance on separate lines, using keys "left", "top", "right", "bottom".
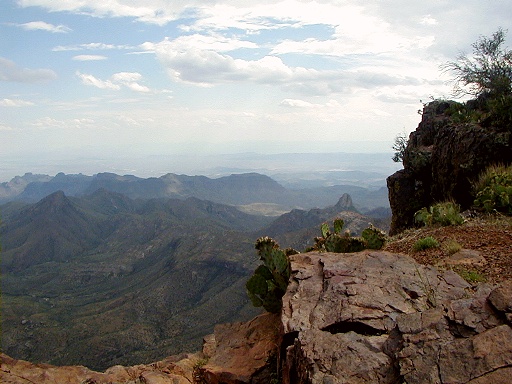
{"left": 372, "top": 109, "right": 393, "bottom": 117}
{"left": 111, "top": 72, "right": 143, "bottom": 82}
{"left": 420, "top": 15, "right": 438, "bottom": 26}
{"left": 183, "top": 1, "right": 371, "bottom": 33}
{"left": 0, "top": 98, "right": 34, "bottom": 107}
{"left": 31, "top": 116, "right": 67, "bottom": 129}
{"left": 148, "top": 36, "right": 437, "bottom": 96}
{"left": 53, "top": 43, "right": 134, "bottom": 52}
{"left": 77, "top": 71, "right": 151, "bottom": 92}
{"left": 77, "top": 72, "right": 121, "bottom": 90}
{"left": 0, "top": 57, "right": 57, "bottom": 83}
{"left": 12, "top": 0, "right": 433, "bottom": 32}
{"left": 111, "top": 72, "right": 151, "bottom": 92}
{"left": 280, "top": 99, "right": 321, "bottom": 108}
{"left": 153, "top": 43, "right": 319, "bottom": 88}
{"left": 17, "top": 0, "right": 191, "bottom": 25}
{"left": 72, "top": 55, "right": 107, "bottom": 61}
{"left": 0, "top": 123, "right": 15, "bottom": 131}
{"left": 15, "top": 20, "right": 71, "bottom": 33}
{"left": 115, "top": 115, "right": 141, "bottom": 126}
{"left": 141, "top": 34, "right": 257, "bottom": 53}
{"left": 31, "top": 116, "right": 96, "bottom": 130}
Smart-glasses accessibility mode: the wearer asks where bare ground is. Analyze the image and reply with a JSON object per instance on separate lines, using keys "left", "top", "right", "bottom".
{"left": 383, "top": 215, "right": 512, "bottom": 285}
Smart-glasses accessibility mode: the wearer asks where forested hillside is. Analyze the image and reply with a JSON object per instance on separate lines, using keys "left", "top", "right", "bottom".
{"left": 1, "top": 186, "right": 383, "bottom": 370}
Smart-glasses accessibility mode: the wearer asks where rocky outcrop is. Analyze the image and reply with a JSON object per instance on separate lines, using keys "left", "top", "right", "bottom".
{"left": 281, "top": 251, "right": 512, "bottom": 384}
{"left": 1, "top": 352, "right": 202, "bottom": 384}
{"left": 387, "top": 100, "right": 512, "bottom": 235}
{"left": 197, "top": 313, "right": 280, "bottom": 384}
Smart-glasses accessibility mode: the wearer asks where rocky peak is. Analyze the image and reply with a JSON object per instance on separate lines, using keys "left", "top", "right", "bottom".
{"left": 333, "top": 192, "right": 356, "bottom": 212}
{"left": 26, "top": 190, "right": 76, "bottom": 216}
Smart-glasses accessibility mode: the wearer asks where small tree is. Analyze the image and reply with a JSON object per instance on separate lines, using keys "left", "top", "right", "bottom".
{"left": 392, "top": 132, "right": 408, "bottom": 163}
{"left": 441, "top": 28, "right": 512, "bottom": 98}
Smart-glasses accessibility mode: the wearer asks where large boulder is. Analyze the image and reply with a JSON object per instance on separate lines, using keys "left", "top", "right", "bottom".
{"left": 281, "top": 251, "right": 512, "bottom": 384}
{"left": 197, "top": 312, "right": 280, "bottom": 384}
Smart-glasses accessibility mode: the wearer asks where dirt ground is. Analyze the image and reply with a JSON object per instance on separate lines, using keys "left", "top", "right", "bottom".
{"left": 383, "top": 215, "right": 512, "bottom": 285}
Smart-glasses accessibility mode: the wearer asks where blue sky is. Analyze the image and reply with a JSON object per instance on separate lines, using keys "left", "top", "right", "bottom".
{"left": 1, "top": 0, "right": 511, "bottom": 180}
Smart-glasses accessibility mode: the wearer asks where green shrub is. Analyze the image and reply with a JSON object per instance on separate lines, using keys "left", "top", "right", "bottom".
{"left": 444, "top": 101, "right": 484, "bottom": 124}
{"left": 248, "top": 221, "right": 387, "bottom": 313}
{"left": 443, "top": 239, "right": 462, "bottom": 255}
{"left": 473, "top": 164, "right": 512, "bottom": 214}
{"left": 486, "top": 94, "right": 512, "bottom": 125}
{"left": 441, "top": 28, "right": 512, "bottom": 98}
{"left": 458, "top": 269, "right": 486, "bottom": 283}
{"left": 414, "top": 201, "right": 464, "bottom": 227}
{"left": 413, "top": 236, "right": 439, "bottom": 252}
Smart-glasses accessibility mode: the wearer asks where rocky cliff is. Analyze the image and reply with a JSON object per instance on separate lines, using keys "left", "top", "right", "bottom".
{"left": 3, "top": 250, "right": 511, "bottom": 384}
{"left": 387, "top": 99, "right": 512, "bottom": 235}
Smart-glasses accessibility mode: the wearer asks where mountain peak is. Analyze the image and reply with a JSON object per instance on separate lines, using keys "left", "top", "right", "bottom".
{"left": 334, "top": 193, "right": 356, "bottom": 212}
{"left": 32, "top": 190, "right": 72, "bottom": 214}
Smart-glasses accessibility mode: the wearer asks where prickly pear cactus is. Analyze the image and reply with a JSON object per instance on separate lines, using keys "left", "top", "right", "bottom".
{"left": 345, "top": 237, "right": 366, "bottom": 252}
{"left": 333, "top": 218, "right": 344, "bottom": 234}
{"left": 246, "top": 237, "right": 295, "bottom": 313}
{"left": 324, "top": 235, "right": 365, "bottom": 253}
{"left": 311, "top": 219, "right": 384, "bottom": 253}
{"left": 320, "top": 222, "right": 330, "bottom": 238}
{"left": 361, "top": 224, "right": 387, "bottom": 250}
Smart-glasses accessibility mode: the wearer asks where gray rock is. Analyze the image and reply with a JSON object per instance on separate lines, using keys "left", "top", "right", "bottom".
{"left": 488, "top": 280, "right": 512, "bottom": 322}
{"left": 281, "top": 251, "right": 512, "bottom": 384}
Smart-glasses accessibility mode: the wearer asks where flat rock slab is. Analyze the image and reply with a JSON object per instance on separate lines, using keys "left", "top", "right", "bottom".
{"left": 445, "top": 249, "right": 487, "bottom": 266}
{"left": 281, "top": 250, "right": 512, "bottom": 384}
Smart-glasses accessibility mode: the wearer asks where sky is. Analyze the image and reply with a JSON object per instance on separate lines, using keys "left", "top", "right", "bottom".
{"left": 1, "top": 0, "right": 511, "bottom": 180}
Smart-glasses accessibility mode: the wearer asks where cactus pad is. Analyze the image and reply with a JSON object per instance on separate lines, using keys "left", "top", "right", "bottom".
{"left": 333, "top": 218, "right": 344, "bottom": 234}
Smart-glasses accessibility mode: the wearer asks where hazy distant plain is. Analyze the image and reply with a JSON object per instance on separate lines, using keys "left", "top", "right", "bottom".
{"left": 2, "top": 149, "right": 401, "bottom": 189}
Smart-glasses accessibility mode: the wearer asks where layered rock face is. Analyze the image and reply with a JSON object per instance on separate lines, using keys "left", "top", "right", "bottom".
{"left": 387, "top": 100, "right": 512, "bottom": 235}
{"left": 281, "top": 251, "right": 512, "bottom": 384}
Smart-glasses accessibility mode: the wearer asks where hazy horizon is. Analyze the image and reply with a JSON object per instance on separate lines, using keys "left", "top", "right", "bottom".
{"left": 0, "top": 147, "right": 401, "bottom": 188}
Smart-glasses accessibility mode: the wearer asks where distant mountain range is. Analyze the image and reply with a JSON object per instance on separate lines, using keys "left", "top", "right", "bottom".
{"left": 1, "top": 172, "right": 390, "bottom": 370}
{"left": 0, "top": 172, "right": 390, "bottom": 214}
